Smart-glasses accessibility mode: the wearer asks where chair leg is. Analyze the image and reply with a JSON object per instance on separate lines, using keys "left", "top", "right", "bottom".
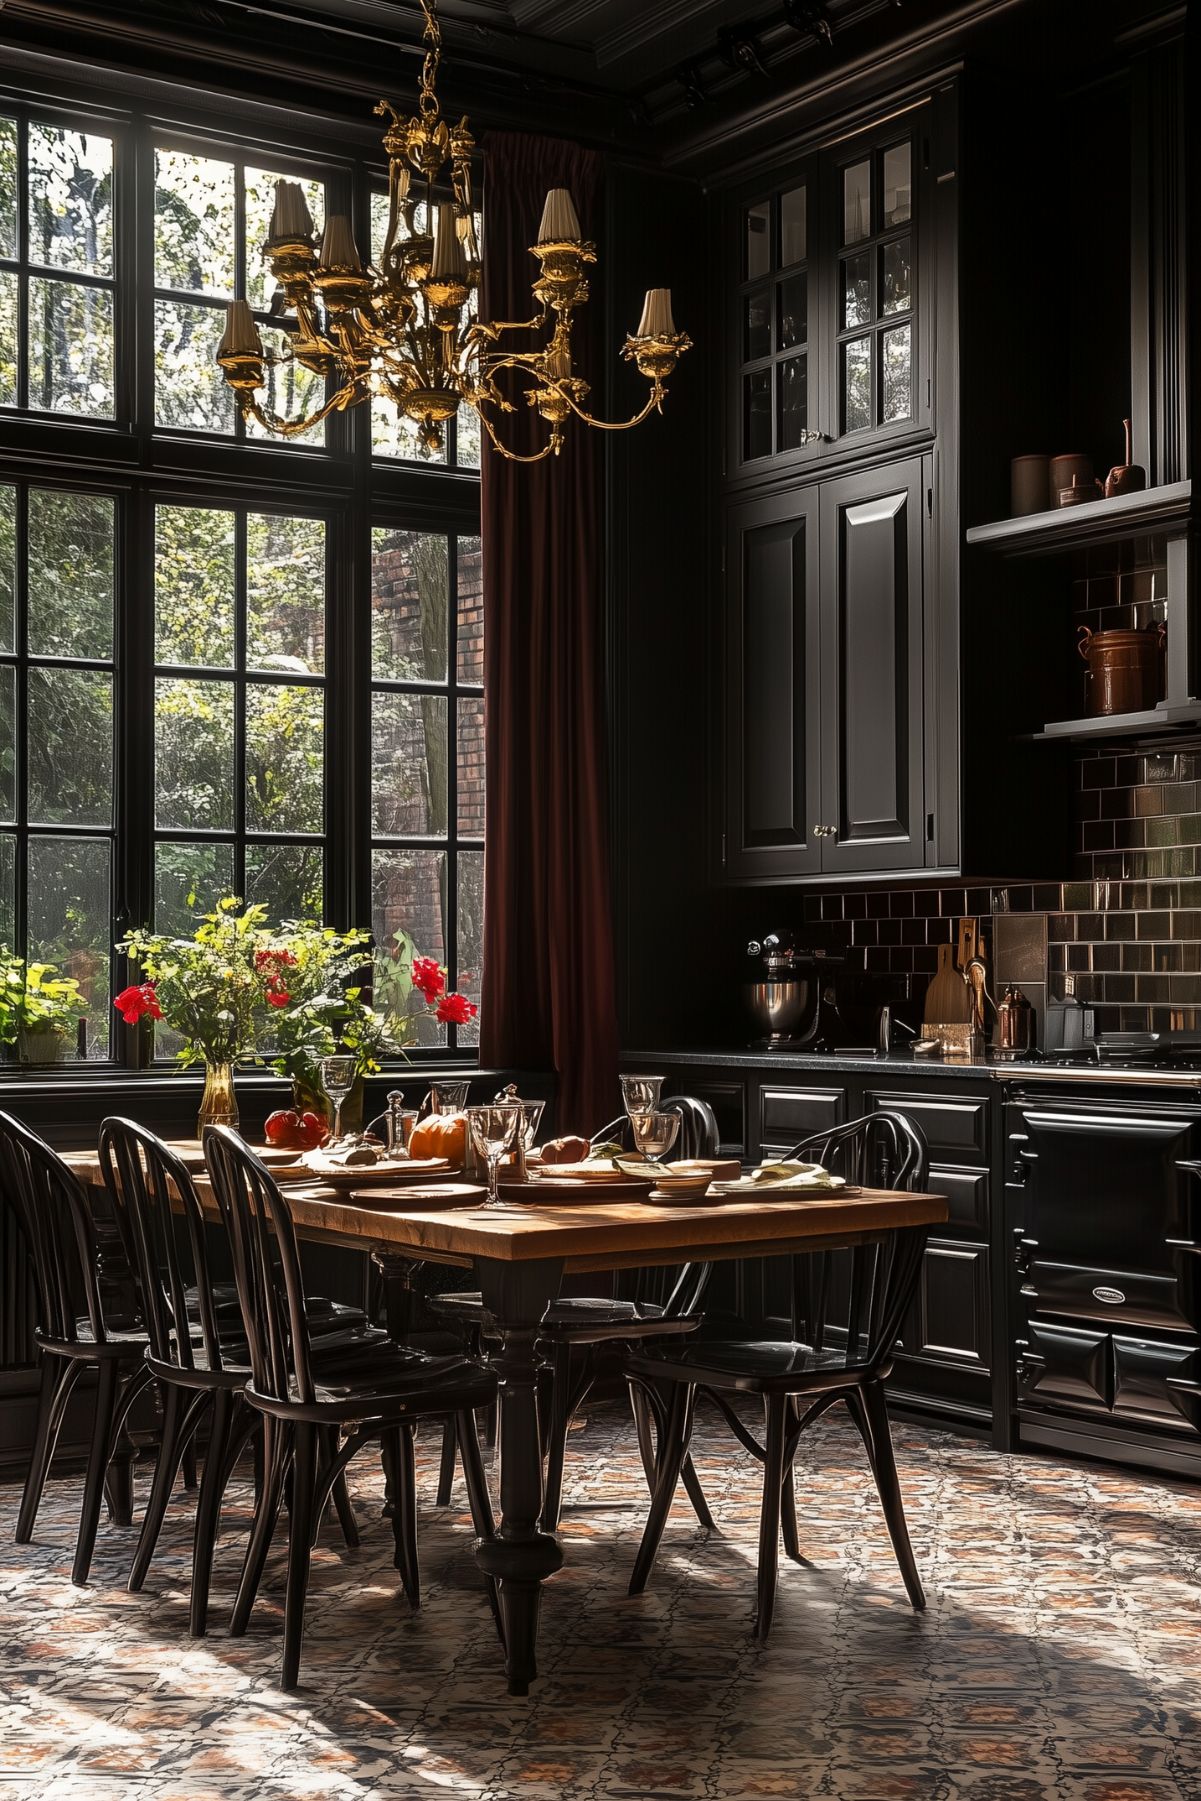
{"left": 455, "top": 1408, "right": 503, "bottom": 1643}
{"left": 435, "top": 1415, "right": 458, "bottom": 1506}
{"left": 848, "top": 1383, "right": 926, "bottom": 1612}
{"left": 230, "top": 1416, "right": 289, "bottom": 1637}
{"left": 781, "top": 1461, "right": 805, "bottom": 1565}
{"left": 540, "top": 1342, "right": 575, "bottom": 1532}
{"left": 388, "top": 1424, "right": 420, "bottom": 1609}
{"left": 72, "top": 1360, "right": 120, "bottom": 1587}
{"left": 628, "top": 1382, "right": 693, "bottom": 1597}
{"left": 753, "top": 1394, "right": 788, "bottom": 1642}
{"left": 181, "top": 1441, "right": 199, "bottom": 1491}
{"left": 103, "top": 1453, "right": 135, "bottom": 1529}
{"left": 629, "top": 1380, "right": 658, "bottom": 1494}
{"left": 323, "top": 1427, "right": 360, "bottom": 1550}
{"left": 681, "top": 1452, "right": 716, "bottom": 1532}
{"left": 281, "top": 1421, "right": 318, "bottom": 1691}
{"left": 127, "top": 1383, "right": 190, "bottom": 1592}
{"left": 16, "top": 1356, "right": 62, "bottom": 1544}
{"left": 190, "top": 1387, "right": 237, "bottom": 1637}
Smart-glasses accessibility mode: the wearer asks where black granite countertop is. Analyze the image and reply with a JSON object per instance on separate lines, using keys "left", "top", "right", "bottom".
{"left": 625, "top": 1047, "right": 1201, "bottom": 1089}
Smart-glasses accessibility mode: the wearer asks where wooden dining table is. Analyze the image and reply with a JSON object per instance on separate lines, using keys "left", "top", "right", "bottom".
{"left": 65, "top": 1144, "right": 946, "bottom": 1695}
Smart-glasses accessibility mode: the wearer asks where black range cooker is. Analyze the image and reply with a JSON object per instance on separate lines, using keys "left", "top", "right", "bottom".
{"left": 1005, "top": 1039, "right": 1201, "bottom": 1475}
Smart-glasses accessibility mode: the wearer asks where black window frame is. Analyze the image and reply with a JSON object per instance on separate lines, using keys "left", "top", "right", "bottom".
{"left": 0, "top": 78, "right": 484, "bottom": 1072}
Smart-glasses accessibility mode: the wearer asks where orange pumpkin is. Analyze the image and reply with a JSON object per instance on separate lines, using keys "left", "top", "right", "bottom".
{"left": 408, "top": 1110, "right": 468, "bottom": 1169}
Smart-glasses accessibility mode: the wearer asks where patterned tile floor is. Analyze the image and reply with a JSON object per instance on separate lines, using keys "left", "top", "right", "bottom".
{"left": 1, "top": 1403, "right": 1200, "bottom": 1801}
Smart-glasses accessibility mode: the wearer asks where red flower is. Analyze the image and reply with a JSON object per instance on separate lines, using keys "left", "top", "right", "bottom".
{"left": 266, "top": 988, "right": 291, "bottom": 1009}
{"left": 114, "top": 982, "right": 163, "bottom": 1026}
{"left": 256, "top": 947, "right": 297, "bottom": 970}
{"left": 412, "top": 955, "right": 446, "bottom": 1001}
{"left": 435, "top": 991, "right": 477, "bottom": 1026}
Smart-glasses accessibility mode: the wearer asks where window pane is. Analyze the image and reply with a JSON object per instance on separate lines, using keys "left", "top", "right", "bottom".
{"left": 458, "top": 696, "right": 484, "bottom": 840}
{"left": 27, "top": 488, "right": 114, "bottom": 659}
{"left": 778, "top": 272, "right": 806, "bottom": 351}
{"left": 26, "top": 833, "right": 110, "bottom": 1058}
{"left": 245, "top": 683, "right": 324, "bottom": 833}
{"left": 244, "top": 167, "right": 325, "bottom": 314}
{"left": 882, "top": 237, "right": 912, "bottom": 317}
{"left": 0, "top": 270, "right": 16, "bottom": 406}
{"left": 780, "top": 185, "right": 806, "bottom": 266}
{"left": 27, "top": 668, "right": 112, "bottom": 825}
{"left": 0, "top": 667, "right": 14, "bottom": 822}
{"left": 27, "top": 124, "right": 112, "bottom": 276}
{"left": 842, "top": 252, "right": 871, "bottom": 329}
{"left": 247, "top": 513, "right": 326, "bottom": 674}
{"left": 371, "top": 529, "right": 449, "bottom": 682}
{"left": 372, "top": 691, "right": 448, "bottom": 836}
{"left": 28, "top": 277, "right": 114, "bottom": 416}
{"left": 244, "top": 325, "right": 327, "bottom": 445}
{"left": 743, "top": 288, "right": 770, "bottom": 362}
{"left": 155, "top": 677, "right": 235, "bottom": 829}
{"left": 154, "top": 840, "right": 235, "bottom": 935}
{"left": 455, "top": 403, "right": 481, "bottom": 470}
{"left": 843, "top": 336, "right": 872, "bottom": 433}
{"left": 0, "top": 832, "right": 14, "bottom": 945}
{"left": 372, "top": 847, "right": 447, "bottom": 1048}
{"left": 744, "top": 200, "right": 770, "bottom": 280}
{"left": 883, "top": 143, "right": 912, "bottom": 227}
{"left": 155, "top": 505, "right": 235, "bottom": 667}
{"left": 882, "top": 322, "right": 912, "bottom": 422}
{"left": 744, "top": 368, "right": 771, "bottom": 460}
{"left": 778, "top": 355, "right": 808, "bottom": 452}
{"left": 456, "top": 535, "right": 483, "bottom": 686}
{"left": 372, "top": 395, "right": 447, "bottom": 465}
{"left": 154, "top": 148, "right": 236, "bottom": 296}
{"left": 154, "top": 298, "right": 234, "bottom": 432}
{"left": 245, "top": 841, "right": 323, "bottom": 923}
{"left": 842, "top": 159, "right": 871, "bottom": 245}
{"left": 0, "top": 484, "right": 14, "bottom": 652}
{"left": 0, "top": 117, "right": 16, "bottom": 259}
{"left": 456, "top": 847, "right": 483, "bottom": 1045}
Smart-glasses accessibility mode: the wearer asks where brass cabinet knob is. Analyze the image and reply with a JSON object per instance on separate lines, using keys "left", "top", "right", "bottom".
{"left": 811, "top": 824, "right": 836, "bottom": 838}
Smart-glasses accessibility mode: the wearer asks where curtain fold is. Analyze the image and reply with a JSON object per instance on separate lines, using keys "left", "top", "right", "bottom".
{"left": 478, "top": 131, "right": 619, "bottom": 1134}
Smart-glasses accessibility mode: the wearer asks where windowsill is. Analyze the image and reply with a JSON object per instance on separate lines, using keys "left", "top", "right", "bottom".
{"left": 0, "top": 1060, "right": 486, "bottom": 1088}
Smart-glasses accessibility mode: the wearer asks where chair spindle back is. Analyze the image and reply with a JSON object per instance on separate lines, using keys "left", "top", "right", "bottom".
{"left": 0, "top": 1109, "right": 107, "bottom": 1347}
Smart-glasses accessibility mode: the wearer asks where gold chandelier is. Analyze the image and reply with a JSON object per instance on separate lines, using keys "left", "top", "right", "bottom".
{"left": 216, "top": 0, "right": 690, "bottom": 461}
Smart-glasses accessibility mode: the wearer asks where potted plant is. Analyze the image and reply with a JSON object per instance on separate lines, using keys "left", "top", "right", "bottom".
{"left": 116, "top": 898, "right": 287, "bottom": 1132}
{"left": 0, "top": 952, "right": 89, "bottom": 1064}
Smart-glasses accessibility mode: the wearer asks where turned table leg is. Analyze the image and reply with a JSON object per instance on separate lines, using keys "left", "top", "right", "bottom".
{"left": 474, "top": 1255, "right": 564, "bottom": 1696}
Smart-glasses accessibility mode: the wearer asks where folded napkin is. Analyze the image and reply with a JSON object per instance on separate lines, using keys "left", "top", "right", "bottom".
{"left": 715, "top": 1160, "right": 846, "bottom": 1196}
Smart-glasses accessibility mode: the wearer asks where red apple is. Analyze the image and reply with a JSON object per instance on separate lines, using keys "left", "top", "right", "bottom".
{"left": 265, "top": 1108, "right": 301, "bottom": 1146}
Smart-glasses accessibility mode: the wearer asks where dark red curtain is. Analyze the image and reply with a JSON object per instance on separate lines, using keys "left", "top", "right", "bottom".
{"left": 478, "top": 131, "right": 619, "bottom": 1134}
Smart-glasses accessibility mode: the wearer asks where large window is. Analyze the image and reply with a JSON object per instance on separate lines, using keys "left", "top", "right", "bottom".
{"left": 0, "top": 96, "right": 483, "bottom": 1065}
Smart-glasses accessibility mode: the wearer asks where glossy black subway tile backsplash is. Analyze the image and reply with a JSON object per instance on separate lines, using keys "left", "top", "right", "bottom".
{"left": 791, "top": 739, "right": 1201, "bottom": 1036}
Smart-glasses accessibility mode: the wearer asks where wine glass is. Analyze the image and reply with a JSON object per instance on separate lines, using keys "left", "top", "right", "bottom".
{"left": 629, "top": 1109, "right": 681, "bottom": 1168}
{"left": 428, "top": 1079, "right": 471, "bottom": 1114}
{"left": 319, "top": 1054, "right": 357, "bottom": 1144}
{"left": 467, "top": 1103, "right": 522, "bottom": 1206}
{"left": 621, "top": 1073, "right": 664, "bottom": 1119}
{"left": 517, "top": 1097, "right": 546, "bottom": 1150}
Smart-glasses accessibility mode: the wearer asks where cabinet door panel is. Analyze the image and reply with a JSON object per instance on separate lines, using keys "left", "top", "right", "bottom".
{"left": 819, "top": 458, "right": 926, "bottom": 872}
{"left": 726, "top": 492, "right": 821, "bottom": 877}
{"left": 907, "top": 1240, "right": 990, "bottom": 1368}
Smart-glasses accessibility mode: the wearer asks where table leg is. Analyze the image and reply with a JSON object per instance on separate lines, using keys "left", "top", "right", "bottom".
{"left": 474, "top": 1255, "right": 564, "bottom": 1696}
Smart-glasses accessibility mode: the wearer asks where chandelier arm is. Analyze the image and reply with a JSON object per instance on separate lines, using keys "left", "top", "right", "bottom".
{"left": 237, "top": 385, "right": 362, "bottom": 438}
{"left": 551, "top": 384, "right": 666, "bottom": 431}
{"left": 477, "top": 408, "right": 557, "bottom": 463}
{"left": 469, "top": 315, "right": 550, "bottom": 348}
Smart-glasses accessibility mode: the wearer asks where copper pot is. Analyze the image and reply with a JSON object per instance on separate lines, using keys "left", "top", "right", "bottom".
{"left": 1078, "top": 623, "right": 1165, "bottom": 717}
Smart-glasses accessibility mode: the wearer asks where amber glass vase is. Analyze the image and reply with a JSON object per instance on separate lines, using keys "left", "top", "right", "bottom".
{"left": 197, "top": 1061, "right": 239, "bottom": 1137}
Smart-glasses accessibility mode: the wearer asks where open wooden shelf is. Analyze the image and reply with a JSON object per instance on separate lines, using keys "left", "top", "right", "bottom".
{"left": 966, "top": 480, "right": 1192, "bottom": 558}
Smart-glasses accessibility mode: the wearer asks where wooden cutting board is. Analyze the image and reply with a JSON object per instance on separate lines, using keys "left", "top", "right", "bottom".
{"left": 925, "top": 941, "right": 972, "bottom": 1024}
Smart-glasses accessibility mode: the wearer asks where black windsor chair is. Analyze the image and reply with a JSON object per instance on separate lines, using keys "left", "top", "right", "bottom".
{"left": 627, "top": 1111, "right": 931, "bottom": 1641}
{"left": 202, "top": 1125, "right": 497, "bottom": 1691}
{"left": 0, "top": 1110, "right": 150, "bottom": 1585}
{"left": 98, "top": 1117, "right": 374, "bottom": 1632}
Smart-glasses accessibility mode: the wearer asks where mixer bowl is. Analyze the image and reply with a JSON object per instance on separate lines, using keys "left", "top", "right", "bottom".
{"left": 743, "top": 975, "right": 819, "bottom": 1044}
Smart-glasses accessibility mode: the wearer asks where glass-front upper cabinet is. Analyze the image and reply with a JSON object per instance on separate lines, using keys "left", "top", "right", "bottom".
{"left": 731, "top": 110, "right": 930, "bottom": 475}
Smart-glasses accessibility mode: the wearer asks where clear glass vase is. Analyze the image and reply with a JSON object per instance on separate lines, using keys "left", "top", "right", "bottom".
{"left": 197, "top": 1061, "right": 239, "bottom": 1137}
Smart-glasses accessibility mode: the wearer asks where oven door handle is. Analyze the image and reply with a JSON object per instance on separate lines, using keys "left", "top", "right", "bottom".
{"left": 1164, "top": 1239, "right": 1201, "bottom": 1253}
{"left": 1176, "top": 1159, "right": 1201, "bottom": 1180}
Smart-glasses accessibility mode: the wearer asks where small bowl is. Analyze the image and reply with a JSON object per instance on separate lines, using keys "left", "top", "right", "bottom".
{"left": 646, "top": 1169, "right": 712, "bottom": 1198}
